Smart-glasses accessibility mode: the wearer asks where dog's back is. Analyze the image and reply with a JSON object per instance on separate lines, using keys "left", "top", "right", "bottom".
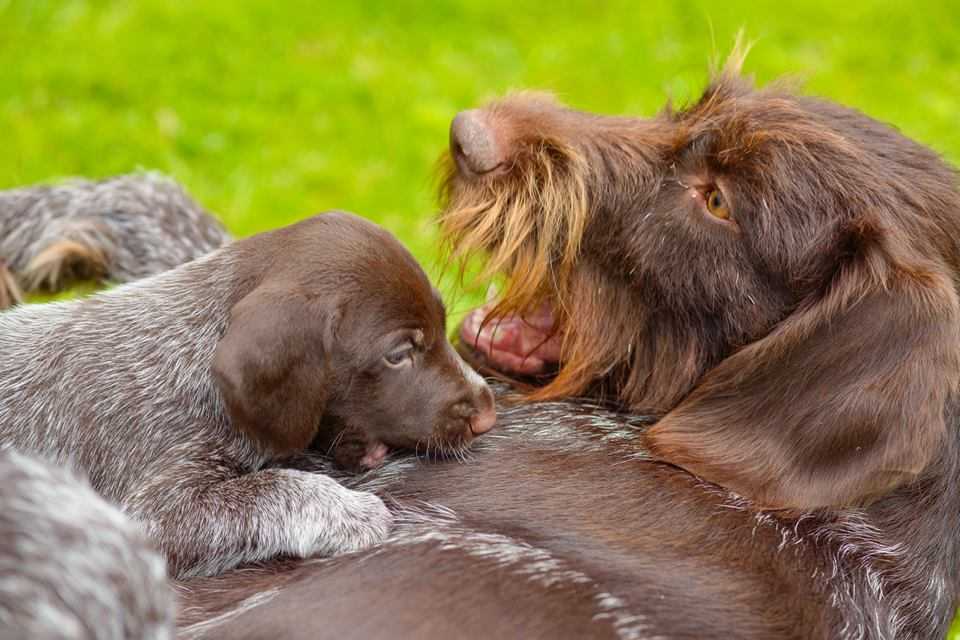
{"left": 0, "top": 250, "right": 246, "bottom": 505}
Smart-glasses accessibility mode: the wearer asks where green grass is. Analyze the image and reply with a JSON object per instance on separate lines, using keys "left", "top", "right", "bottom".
{"left": 2, "top": 1, "right": 959, "bottom": 635}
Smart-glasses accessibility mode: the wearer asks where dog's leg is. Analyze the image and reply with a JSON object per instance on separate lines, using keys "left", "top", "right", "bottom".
{"left": 0, "top": 174, "right": 230, "bottom": 296}
{"left": 20, "top": 219, "right": 113, "bottom": 293}
{"left": 131, "top": 466, "right": 392, "bottom": 579}
{"left": 0, "top": 259, "right": 23, "bottom": 310}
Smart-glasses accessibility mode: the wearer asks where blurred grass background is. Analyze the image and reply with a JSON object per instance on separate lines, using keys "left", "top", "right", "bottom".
{"left": 2, "top": 1, "right": 959, "bottom": 634}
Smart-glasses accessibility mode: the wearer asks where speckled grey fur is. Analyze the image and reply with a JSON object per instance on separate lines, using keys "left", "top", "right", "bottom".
{"left": 0, "top": 173, "right": 229, "bottom": 301}
{"left": 0, "top": 448, "right": 174, "bottom": 640}
{"left": 0, "top": 242, "right": 391, "bottom": 579}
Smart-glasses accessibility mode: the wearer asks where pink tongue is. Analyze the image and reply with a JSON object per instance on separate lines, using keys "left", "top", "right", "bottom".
{"left": 460, "top": 303, "right": 562, "bottom": 375}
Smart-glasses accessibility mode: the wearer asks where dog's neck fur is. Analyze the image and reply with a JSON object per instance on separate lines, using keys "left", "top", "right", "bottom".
{"left": 0, "top": 246, "right": 263, "bottom": 505}
{"left": 851, "top": 419, "right": 960, "bottom": 637}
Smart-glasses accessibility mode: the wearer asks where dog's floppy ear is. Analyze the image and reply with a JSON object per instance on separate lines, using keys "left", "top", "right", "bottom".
{"left": 647, "top": 221, "right": 960, "bottom": 510}
{"left": 213, "top": 287, "right": 336, "bottom": 454}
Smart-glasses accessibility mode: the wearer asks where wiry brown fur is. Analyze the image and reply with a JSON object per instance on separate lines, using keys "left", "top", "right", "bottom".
{"left": 442, "top": 57, "right": 960, "bottom": 509}
{"left": 170, "top": 62, "right": 960, "bottom": 639}
{"left": 441, "top": 95, "right": 684, "bottom": 407}
{"left": 440, "top": 93, "right": 590, "bottom": 318}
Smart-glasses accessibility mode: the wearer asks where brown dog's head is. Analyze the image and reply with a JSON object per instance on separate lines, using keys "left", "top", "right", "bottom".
{"left": 443, "top": 57, "right": 960, "bottom": 510}
{"left": 212, "top": 212, "right": 495, "bottom": 470}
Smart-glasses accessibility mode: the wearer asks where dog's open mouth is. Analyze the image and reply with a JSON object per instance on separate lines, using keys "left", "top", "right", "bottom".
{"left": 439, "top": 127, "right": 587, "bottom": 387}
{"left": 459, "top": 301, "right": 562, "bottom": 378}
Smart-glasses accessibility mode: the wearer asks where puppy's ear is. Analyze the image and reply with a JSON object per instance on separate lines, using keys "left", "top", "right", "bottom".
{"left": 213, "top": 287, "right": 336, "bottom": 454}
{"left": 647, "top": 221, "right": 960, "bottom": 510}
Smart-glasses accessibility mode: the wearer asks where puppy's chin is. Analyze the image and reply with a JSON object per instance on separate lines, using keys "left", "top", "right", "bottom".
{"left": 358, "top": 442, "right": 389, "bottom": 469}
{"left": 330, "top": 432, "right": 391, "bottom": 472}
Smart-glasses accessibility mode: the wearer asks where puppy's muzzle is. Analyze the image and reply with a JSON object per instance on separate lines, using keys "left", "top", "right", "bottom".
{"left": 468, "top": 386, "right": 496, "bottom": 435}
{"left": 452, "top": 348, "right": 497, "bottom": 436}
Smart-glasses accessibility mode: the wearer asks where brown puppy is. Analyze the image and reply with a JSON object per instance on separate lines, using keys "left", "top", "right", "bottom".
{"left": 0, "top": 211, "right": 495, "bottom": 578}
{"left": 177, "top": 62, "right": 960, "bottom": 640}
{"left": 215, "top": 212, "right": 496, "bottom": 470}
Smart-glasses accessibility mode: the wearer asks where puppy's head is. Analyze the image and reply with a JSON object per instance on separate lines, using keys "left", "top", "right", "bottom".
{"left": 212, "top": 212, "right": 495, "bottom": 470}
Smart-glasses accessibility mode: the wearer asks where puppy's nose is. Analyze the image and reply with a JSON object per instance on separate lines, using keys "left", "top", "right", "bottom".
{"left": 469, "top": 387, "right": 497, "bottom": 435}
{"left": 450, "top": 110, "right": 502, "bottom": 176}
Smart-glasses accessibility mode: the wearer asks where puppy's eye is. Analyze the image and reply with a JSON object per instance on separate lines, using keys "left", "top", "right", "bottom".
{"left": 704, "top": 188, "right": 731, "bottom": 220}
{"left": 384, "top": 343, "right": 415, "bottom": 368}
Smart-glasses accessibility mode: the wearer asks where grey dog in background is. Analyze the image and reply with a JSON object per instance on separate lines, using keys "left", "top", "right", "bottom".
{"left": 0, "top": 448, "right": 174, "bottom": 640}
{"left": 0, "top": 173, "right": 230, "bottom": 308}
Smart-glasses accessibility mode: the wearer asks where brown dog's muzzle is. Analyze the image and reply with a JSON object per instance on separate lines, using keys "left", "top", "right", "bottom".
{"left": 450, "top": 109, "right": 505, "bottom": 177}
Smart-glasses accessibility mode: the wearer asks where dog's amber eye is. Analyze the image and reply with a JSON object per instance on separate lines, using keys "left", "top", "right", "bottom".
{"left": 384, "top": 343, "right": 415, "bottom": 368}
{"left": 704, "top": 188, "right": 731, "bottom": 220}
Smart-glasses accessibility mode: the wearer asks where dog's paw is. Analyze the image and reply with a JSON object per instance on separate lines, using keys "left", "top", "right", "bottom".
{"left": 327, "top": 488, "right": 393, "bottom": 554}
{"left": 298, "top": 473, "right": 393, "bottom": 557}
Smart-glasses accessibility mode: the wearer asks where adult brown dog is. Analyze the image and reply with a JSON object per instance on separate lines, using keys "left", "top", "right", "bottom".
{"left": 177, "top": 60, "right": 960, "bottom": 639}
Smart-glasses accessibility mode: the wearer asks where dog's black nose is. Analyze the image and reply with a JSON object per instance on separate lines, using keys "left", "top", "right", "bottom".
{"left": 450, "top": 110, "right": 502, "bottom": 176}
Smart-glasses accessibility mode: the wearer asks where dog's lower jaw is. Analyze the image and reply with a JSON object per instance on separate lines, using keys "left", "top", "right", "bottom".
{"left": 329, "top": 427, "right": 392, "bottom": 472}
{"left": 360, "top": 441, "right": 390, "bottom": 469}
{"left": 459, "top": 302, "right": 562, "bottom": 376}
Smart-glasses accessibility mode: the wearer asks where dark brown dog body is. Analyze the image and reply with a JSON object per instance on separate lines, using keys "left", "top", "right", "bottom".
{"left": 177, "top": 64, "right": 960, "bottom": 638}
{"left": 178, "top": 391, "right": 959, "bottom": 639}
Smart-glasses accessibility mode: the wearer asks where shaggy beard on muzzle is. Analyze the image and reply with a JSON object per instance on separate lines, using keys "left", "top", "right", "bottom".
{"left": 438, "top": 138, "right": 644, "bottom": 405}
